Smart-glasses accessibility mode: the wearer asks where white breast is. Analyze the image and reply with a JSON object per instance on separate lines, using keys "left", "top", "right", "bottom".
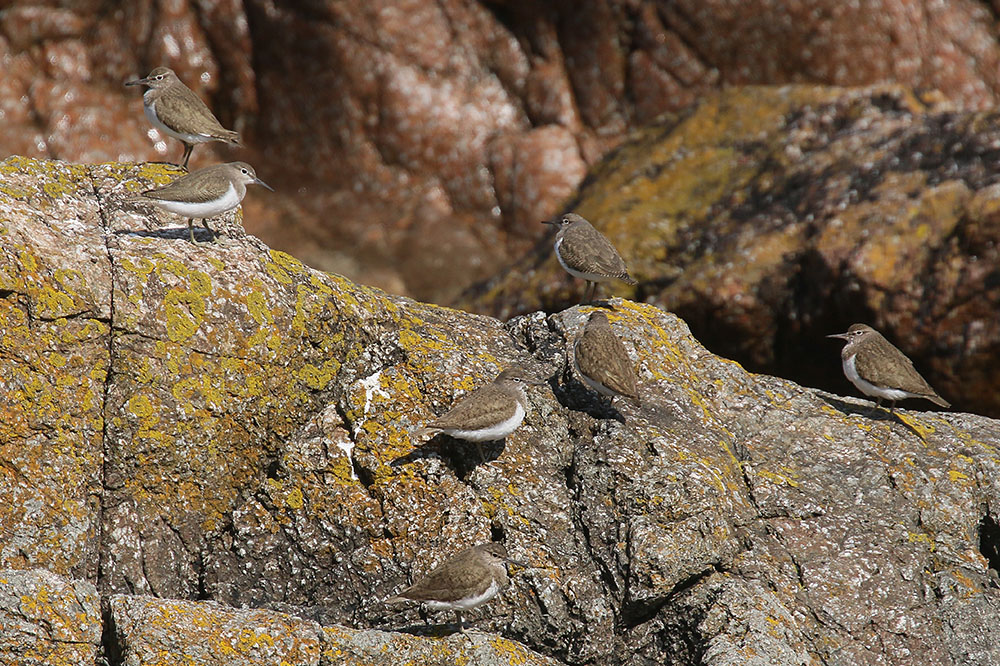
{"left": 843, "top": 354, "right": 910, "bottom": 401}
{"left": 424, "top": 579, "right": 500, "bottom": 612}
{"left": 148, "top": 182, "right": 242, "bottom": 219}
{"left": 442, "top": 402, "right": 525, "bottom": 442}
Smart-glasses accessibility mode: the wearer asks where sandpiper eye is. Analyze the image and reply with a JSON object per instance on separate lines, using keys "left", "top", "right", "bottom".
{"left": 241, "top": 168, "right": 249, "bottom": 174}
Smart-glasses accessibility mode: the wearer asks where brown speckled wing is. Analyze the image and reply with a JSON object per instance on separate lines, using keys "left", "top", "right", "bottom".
{"left": 575, "top": 318, "right": 639, "bottom": 401}
{"left": 157, "top": 85, "right": 238, "bottom": 140}
{"left": 142, "top": 166, "right": 233, "bottom": 204}
{"left": 398, "top": 547, "right": 496, "bottom": 603}
{"left": 855, "top": 335, "right": 939, "bottom": 397}
{"left": 427, "top": 384, "right": 519, "bottom": 431}
{"left": 560, "top": 222, "right": 636, "bottom": 283}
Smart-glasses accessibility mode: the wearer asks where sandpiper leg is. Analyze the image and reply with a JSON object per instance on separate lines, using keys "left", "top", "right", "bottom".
{"left": 187, "top": 219, "right": 197, "bottom": 244}
{"left": 202, "top": 218, "right": 216, "bottom": 243}
{"left": 455, "top": 611, "right": 465, "bottom": 633}
{"left": 584, "top": 281, "right": 597, "bottom": 303}
{"left": 474, "top": 440, "right": 486, "bottom": 463}
{"left": 181, "top": 143, "right": 194, "bottom": 169}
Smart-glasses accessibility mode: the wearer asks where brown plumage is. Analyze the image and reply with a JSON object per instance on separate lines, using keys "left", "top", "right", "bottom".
{"left": 828, "top": 323, "right": 949, "bottom": 412}
{"left": 385, "top": 543, "right": 519, "bottom": 631}
{"left": 574, "top": 311, "right": 640, "bottom": 405}
{"left": 135, "top": 162, "right": 272, "bottom": 243}
{"left": 542, "top": 213, "right": 636, "bottom": 302}
{"left": 412, "top": 366, "right": 543, "bottom": 461}
{"left": 126, "top": 66, "right": 240, "bottom": 168}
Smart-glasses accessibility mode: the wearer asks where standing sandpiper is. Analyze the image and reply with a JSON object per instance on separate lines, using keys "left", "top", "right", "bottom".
{"left": 412, "top": 366, "right": 544, "bottom": 461}
{"left": 134, "top": 161, "right": 272, "bottom": 243}
{"left": 385, "top": 542, "right": 524, "bottom": 632}
{"left": 126, "top": 66, "right": 240, "bottom": 168}
{"left": 828, "top": 323, "right": 950, "bottom": 413}
{"left": 574, "top": 311, "right": 640, "bottom": 405}
{"left": 542, "top": 213, "right": 637, "bottom": 302}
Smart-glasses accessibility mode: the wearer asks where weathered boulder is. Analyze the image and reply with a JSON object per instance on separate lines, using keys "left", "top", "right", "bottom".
{"left": 465, "top": 85, "right": 1000, "bottom": 417}
{"left": 110, "top": 594, "right": 562, "bottom": 666}
{"left": 0, "top": 569, "right": 101, "bottom": 666}
{"left": 2, "top": 156, "right": 1000, "bottom": 664}
{"left": 6, "top": 2, "right": 1000, "bottom": 300}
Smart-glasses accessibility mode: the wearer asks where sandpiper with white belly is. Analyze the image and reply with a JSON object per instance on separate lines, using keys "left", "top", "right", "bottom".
{"left": 126, "top": 66, "right": 240, "bottom": 168}
{"left": 827, "top": 323, "right": 949, "bottom": 413}
{"left": 134, "top": 161, "right": 272, "bottom": 243}
{"left": 385, "top": 542, "right": 525, "bottom": 632}
{"left": 542, "top": 213, "right": 637, "bottom": 302}
{"left": 412, "top": 366, "right": 543, "bottom": 462}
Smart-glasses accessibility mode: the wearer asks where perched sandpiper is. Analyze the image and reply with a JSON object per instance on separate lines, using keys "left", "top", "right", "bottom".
{"left": 542, "top": 213, "right": 637, "bottom": 302}
{"left": 385, "top": 542, "right": 524, "bottom": 631}
{"left": 828, "top": 323, "right": 950, "bottom": 413}
{"left": 126, "top": 66, "right": 240, "bottom": 168}
{"left": 413, "top": 366, "right": 544, "bottom": 461}
{"left": 574, "top": 311, "right": 640, "bottom": 405}
{"left": 134, "top": 161, "right": 272, "bottom": 243}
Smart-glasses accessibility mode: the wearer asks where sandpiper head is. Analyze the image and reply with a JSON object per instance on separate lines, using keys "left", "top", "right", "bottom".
{"left": 827, "top": 323, "right": 875, "bottom": 346}
{"left": 541, "top": 212, "right": 588, "bottom": 230}
{"left": 479, "top": 542, "right": 527, "bottom": 567}
{"left": 125, "top": 66, "right": 179, "bottom": 89}
{"left": 495, "top": 366, "right": 547, "bottom": 387}
{"left": 226, "top": 162, "right": 274, "bottom": 191}
{"left": 481, "top": 543, "right": 509, "bottom": 560}
{"left": 586, "top": 311, "right": 612, "bottom": 327}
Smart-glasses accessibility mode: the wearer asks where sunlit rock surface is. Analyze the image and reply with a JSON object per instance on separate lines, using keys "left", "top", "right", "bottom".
{"left": 2, "top": 156, "right": 1000, "bottom": 664}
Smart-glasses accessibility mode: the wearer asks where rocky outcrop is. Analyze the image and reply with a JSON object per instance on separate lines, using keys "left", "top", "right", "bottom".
{"left": 5, "top": 2, "right": 1000, "bottom": 300}
{"left": 0, "top": 569, "right": 101, "bottom": 666}
{"left": 466, "top": 85, "right": 1000, "bottom": 418}
{"left": 109, "top": 595, "right": 562, "bottom": 666}
{"left": 3, "top": 156, "right": 1000, "bottom": 664}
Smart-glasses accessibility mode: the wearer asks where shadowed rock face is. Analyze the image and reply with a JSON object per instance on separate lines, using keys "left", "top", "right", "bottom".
{"left": 6, "top": 2, "right": 1000, "bottom": 302}
{"left": 466, "top": 85, "right": 1000, "bottom": 418}
{"left": 3, "top": 157, "right": 1000, "bottom": 664}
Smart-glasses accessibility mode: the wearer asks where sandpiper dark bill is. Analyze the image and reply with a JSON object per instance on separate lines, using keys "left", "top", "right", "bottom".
{"left": 386, "top": 542, "right": 524, "bottom": 632}
{"left": 413, "top": 366, "right": 544, "bottom": 462}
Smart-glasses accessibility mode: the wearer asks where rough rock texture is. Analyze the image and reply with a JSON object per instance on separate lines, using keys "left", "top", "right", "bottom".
{"left": 110, "top": 594, "right": 561, "bottom": 666}
{"left": 4, "top": 156, "right": 1000, "bottom": 664}
{"left": 6, "top": 2, "right": 1000, "bottom": 300}
{"left": 466, "top": 85, "right": 1000, "bottom": 418}
{"left": 0, "top": 569, "right": 101, "bottom": 666}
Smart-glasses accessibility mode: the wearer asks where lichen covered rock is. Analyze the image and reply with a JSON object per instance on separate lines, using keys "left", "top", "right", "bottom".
{"left": 111, "top": 594, "right": 562, "bottom": 666}
{"left": 3, "top": 156, "right": 1000, "bottom": 664}
{"left": 0, "top": 569, "right": 101, "bottom": 666}
{"left": 466, "top": 85, "right": 1000, "bottom": 417}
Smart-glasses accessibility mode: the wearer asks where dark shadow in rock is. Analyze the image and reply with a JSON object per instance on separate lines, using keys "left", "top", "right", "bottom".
{"left": 390, "top": 620, "right": 465, "bottom": 637}
{"left": 551, "top": 373, "right": 625, "bottom": 423}
{"left": 589, "top": 299, "right": 617, "bottom": 311}
{"left": 818, "top": 394, "right": 925, "bottom": 438}
{"left": 390, "top": 435, "right": 502, "bottom": 480}
{"left": 112, "top": 227, "right": 213, "bottom": 242}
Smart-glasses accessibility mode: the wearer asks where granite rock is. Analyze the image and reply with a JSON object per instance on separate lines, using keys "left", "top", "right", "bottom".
{"left": 2, "top": 156, "right": 1000, "bottom": 664}
{"left": 6, "top": 2, "right": 1000, "bottom": 299}
{"left": 466, "top": 85, "right": 1000, "bottom": 417}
